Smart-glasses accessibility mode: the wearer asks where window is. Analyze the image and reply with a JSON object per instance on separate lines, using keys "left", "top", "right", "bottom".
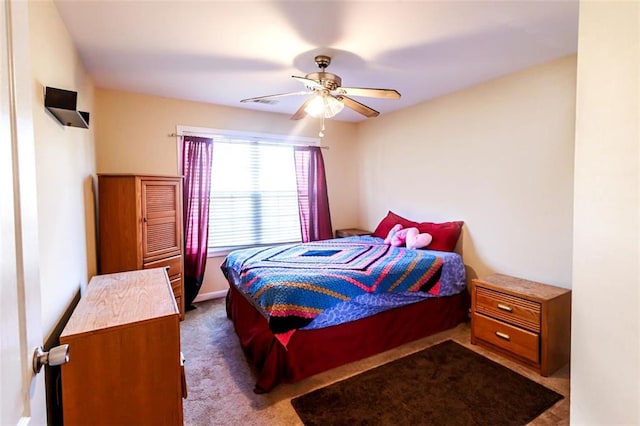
{"left": 208, "top": 138, "right": 302, "bottom": 253}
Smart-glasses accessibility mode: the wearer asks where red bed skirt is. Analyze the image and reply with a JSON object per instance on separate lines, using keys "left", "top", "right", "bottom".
{"left": 226, "top": 284, "right": 470, "bottom": 393}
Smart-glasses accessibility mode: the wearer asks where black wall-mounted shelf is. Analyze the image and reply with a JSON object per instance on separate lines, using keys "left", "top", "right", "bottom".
{"left": 45, "top": 87, "right": 90, "bottom": 128}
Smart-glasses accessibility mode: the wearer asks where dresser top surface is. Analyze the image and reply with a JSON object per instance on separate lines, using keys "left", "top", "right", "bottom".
{"left": 337, "top": 228, "right": 371, "bottom": 234}
{"left": 473, "top": 273, "right": 571, "bottom": 301}
{"left": 61, "top": 268, "right": 178, "bottom": 338}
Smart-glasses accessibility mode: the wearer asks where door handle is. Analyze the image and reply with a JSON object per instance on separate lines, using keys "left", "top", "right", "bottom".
{"left": 32, "top": 344, "right": 69, "bottom": 374}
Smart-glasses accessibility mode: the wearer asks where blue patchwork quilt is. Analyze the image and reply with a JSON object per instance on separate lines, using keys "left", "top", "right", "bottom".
{"left": 221, "top": 237, "right": 465, "bottom": 344}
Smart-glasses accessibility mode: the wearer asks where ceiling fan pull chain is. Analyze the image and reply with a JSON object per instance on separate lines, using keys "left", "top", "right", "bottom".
{"left": 319, "top": 115, "right": 325, "bottom": 138}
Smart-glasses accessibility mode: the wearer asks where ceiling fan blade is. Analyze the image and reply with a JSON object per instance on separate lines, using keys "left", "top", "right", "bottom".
{"left": 337, "top": 95, "right": 380, "bottom": 118}
{"left": 290, "top": 96, "right": 316, "bottom": 120}
{"left": 336, "top": 87, "right": 401, "bottom": 99}
{"left": 292, "top": 75, "right": 324, "bottom": 90}
{"left": 240, "top": 90, "right": 310, "bottom": 103}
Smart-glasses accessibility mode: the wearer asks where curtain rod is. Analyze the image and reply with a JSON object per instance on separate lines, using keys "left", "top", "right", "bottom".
{"left": 168, "top": 132, "right": 329, "bottom": 150}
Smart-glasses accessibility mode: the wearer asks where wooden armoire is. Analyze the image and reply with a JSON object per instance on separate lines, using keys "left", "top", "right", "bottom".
{"left": 97, "top": 174, "right": 185, "bottom": 318}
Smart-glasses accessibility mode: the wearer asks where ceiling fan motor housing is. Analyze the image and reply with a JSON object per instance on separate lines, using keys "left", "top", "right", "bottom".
{"left": 305, "top": 72, "right": 342, "bottom": 90}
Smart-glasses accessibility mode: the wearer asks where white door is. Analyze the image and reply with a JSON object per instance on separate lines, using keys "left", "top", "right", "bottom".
{"left": 0, "top": 0, "right": 47, "bottom": 425}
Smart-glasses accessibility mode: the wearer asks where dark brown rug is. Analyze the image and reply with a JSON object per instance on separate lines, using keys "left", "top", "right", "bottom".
{"left": 291, "top": 340, "right": 563, "bottom": 426}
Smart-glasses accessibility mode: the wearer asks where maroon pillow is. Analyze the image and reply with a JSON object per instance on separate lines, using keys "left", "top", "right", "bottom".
{"left": 415, "top": 220, "right": 464, "bottom": 252}
{"left": 372, "top": 211, "right": 463, "bottom": 252}
{"left": 372, "top": 211, "right": 418, "bottom": 239}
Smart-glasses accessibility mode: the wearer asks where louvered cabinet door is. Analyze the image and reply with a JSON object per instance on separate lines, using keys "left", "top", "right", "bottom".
{"left": 141, "top": 178, "right": 182, "bottom": 262}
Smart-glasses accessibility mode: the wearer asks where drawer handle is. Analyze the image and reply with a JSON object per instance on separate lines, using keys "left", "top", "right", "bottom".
{"left": 497, "top": 303, "right": 513, "bottom": 312}
{"left": 495, "top": 331, "right": 511, "bottom": 341}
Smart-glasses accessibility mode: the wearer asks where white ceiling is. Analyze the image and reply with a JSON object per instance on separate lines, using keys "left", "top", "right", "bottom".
{"left": 53, "top": 0, "right": 579, "bottom": 122}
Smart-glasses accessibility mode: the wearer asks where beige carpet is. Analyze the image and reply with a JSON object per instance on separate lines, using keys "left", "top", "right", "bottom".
{"left": 181, "top": 297, "right": 570, "bottom": 426}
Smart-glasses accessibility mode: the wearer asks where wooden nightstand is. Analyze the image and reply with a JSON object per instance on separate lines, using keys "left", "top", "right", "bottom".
{"left": 335, "top": 228, "right": 371, "bottom": 238}
{"left": 470, "top": 273, "right": 571, "bottom": 376}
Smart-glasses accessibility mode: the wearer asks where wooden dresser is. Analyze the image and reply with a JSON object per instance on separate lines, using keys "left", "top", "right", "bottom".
{"left": 98, "top": 174, "right": 184, "bottom": 318}
{"left": 470, "top": 273, "right": 571, "bottom": 376}
{"left": 60, "top": 269, "right": 185, "bottom": 425}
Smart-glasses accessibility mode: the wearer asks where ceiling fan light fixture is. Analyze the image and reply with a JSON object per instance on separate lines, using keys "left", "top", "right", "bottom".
{"left": 304, "top": 93, "right": 344, "bottom": 118}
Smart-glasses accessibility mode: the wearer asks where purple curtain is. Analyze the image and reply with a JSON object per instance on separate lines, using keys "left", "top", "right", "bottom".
{"left": 181, "top": 135, "right": 213, "bottom": 310}
{"left": 294, "top": 146, "right": 333, "bottom": 242}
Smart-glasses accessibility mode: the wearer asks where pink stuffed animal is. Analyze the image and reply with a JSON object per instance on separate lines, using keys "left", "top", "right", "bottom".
{"left": 384, "top": 224, "right": 432, "bottom": 249}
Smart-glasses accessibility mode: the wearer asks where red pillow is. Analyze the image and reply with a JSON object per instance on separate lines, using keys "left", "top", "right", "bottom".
{"left": 415, "top": 220, "right": 464, "bottom": 252}
{"left": 372, "top": 211, "right": 463, "bottom": 252}
{"left": 372, "top": 211, "right": 418, "bottom": 239}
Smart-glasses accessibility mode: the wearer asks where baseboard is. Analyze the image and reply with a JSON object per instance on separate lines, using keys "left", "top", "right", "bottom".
{"left": 193, "top": 289, "right": 227, "bottom": 303}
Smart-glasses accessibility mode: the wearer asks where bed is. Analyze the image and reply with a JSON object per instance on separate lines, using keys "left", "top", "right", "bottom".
{"left": 222, "top": 234, "right": 470, "bottom": 393}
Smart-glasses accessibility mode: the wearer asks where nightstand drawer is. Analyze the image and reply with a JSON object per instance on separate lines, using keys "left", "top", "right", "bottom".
{"left": 473, "top": 313, "right": 539, "bottom": 364}
{"left": 475, "top": 287, "right": 541, "bottom": 333}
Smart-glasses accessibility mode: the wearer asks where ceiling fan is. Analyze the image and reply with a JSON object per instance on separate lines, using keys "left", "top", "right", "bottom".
{"left": 240, "top": 55, "right": 401, "bottom": 120}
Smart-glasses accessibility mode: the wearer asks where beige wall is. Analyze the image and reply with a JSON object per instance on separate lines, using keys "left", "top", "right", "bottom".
{"left": 28, "top": 0, "right": 97, "bottom": 339}
{"left": 95, "top": 90, "right": 359, "bottom": 295}
{"left": 571, "top": 1, "right": 639, "bottom": 423}
{"left": 356, "top": 56, "right": 576, "bottom": 287}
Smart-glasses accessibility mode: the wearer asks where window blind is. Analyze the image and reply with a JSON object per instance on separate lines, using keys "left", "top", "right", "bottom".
{"left": 208, "top": 139, "right": 301, "bottom": 252}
